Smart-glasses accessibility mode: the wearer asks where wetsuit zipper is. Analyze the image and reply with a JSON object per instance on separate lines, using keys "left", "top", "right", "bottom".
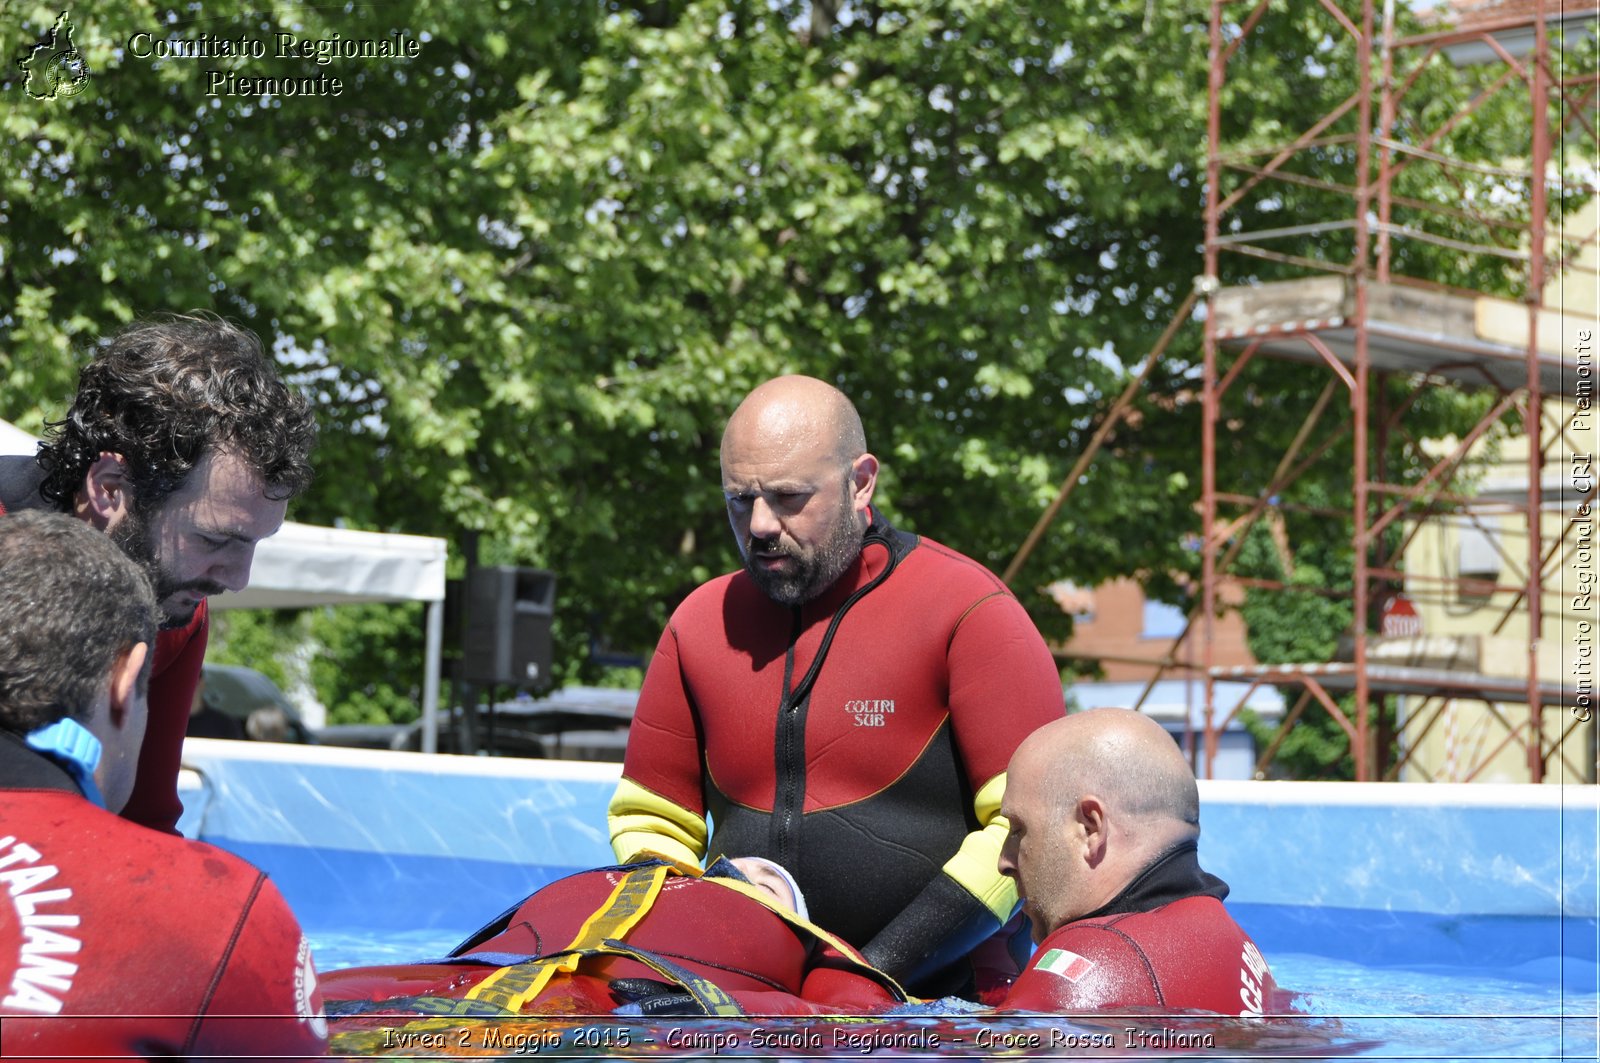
{"left": 768, "top": 527, "right": 905, "bottom": 870}
{"left": 773, "top": 610, "right": 804, "bottom": 868}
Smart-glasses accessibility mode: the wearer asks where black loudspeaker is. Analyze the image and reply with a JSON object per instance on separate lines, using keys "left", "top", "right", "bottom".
{"left": 458, "top": 567, "right": 556, "bottom": 689}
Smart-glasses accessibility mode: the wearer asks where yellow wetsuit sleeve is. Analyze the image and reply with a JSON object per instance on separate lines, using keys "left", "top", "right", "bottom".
{"left": 607, "top": 776, "right": 709, "bottom": 869}
{"left": 937, "top": 772, "right": 1019, "bottom": 924}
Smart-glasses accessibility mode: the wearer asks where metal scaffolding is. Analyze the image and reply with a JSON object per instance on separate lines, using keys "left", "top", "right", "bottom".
{"left": 1008, "top": 2, "right": 1597, "bottom": 782}
{"left": 1196, "top": 0, "right": 1597, "bottom": 781}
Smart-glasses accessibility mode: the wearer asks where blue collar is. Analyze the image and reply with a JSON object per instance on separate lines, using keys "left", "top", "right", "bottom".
{"left": 25, "top": 718, "right": 106, "bottom": 808}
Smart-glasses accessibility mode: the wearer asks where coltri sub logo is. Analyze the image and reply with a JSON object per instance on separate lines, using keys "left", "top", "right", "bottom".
{"left": 844, "top": 698, "right": 895, "bottom": 727}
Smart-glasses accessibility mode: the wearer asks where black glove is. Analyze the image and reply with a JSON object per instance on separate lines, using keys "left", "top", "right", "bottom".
{"left": 861, "top": 872, "right": 999, "bottom": 994}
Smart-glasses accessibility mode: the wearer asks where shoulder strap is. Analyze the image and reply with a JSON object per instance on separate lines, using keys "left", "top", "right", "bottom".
{"left": 702, "top": 870, "right": 908, "bottom": 1001}
{"left": 464, "top": 862, "right": 672, "bottom": 1011}
{"left": 460, "top": 862, "right": 745, "bottom": 1016}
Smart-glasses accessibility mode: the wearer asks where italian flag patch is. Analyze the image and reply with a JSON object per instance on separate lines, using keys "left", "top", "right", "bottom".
{"left": 1035, "top": 948, "right": 1095, "bottom": 982}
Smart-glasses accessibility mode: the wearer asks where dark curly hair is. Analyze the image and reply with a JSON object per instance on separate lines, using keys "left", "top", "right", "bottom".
{"left": 37, "top": 313, "right": 317, "bottom": 513}
{"left": 0, "top": 511, "right": 160, "bottom": 733}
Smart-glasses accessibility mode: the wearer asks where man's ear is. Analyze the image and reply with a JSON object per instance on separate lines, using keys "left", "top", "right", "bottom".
{"left": 849, "top": 452, "right": 879, "bottom": 512}
{"left": 107, "top": 642, "right": 150, "bottom": 728}
{"left": 79, "top": 453, "right": 133, "bottom": 531}
{"left": 1077, "top": 795, "right": 1110, "bottom": 867}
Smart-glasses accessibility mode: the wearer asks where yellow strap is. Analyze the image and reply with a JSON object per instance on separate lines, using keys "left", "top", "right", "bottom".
{"left": 464, "top": 863, "right": 671, "bottom": 1011}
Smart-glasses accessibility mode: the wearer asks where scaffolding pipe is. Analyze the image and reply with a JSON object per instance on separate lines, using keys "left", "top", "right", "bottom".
{"left": 1001, "top": 288, "right": 1199, "bottom": 588}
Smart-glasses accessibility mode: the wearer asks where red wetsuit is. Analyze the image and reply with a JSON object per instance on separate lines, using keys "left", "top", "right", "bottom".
{"left": 321, "top": 860, "right": 904, "bottom": 1016}
{"left": 610, "top": 512, "right": 1064, "bottom": 997}
{"left": 0, "top": 481, "right": 203, "bottom": 835}
{"left": 1000, "top": 843, "right": 1280, "bottom": 1016}
{"left": 125, "top": 605, "right": 206, "bottom": 833}
{"left": 0, "top": 734, "right": 328, "bottom": 1059}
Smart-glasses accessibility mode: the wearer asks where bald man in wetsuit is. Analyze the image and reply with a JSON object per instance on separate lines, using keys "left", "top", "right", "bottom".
{"left": 609, "top": 374, "right": 1065, "bottom": 999}
{"left": 997, "top": 709, "right": 1280, "bottom": 1015}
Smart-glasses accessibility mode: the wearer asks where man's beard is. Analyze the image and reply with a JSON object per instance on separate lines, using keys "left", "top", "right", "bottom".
{"left": 743, "top": 491, "right": 864, "bottom": 607}
{"left": 108, "top": 507, "right": 222, "bottom": 629}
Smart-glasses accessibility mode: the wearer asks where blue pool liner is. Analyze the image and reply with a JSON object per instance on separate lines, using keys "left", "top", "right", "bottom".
{"left": 176, "top": 739, "right": 1598, "bottom": 983}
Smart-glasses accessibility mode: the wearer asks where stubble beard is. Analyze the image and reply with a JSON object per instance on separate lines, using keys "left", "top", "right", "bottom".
{"left": 108, "top": 505, "right": 211, "bottom": 629}
{"left": 744, "top": 492, "right": 864, "bottom": 607}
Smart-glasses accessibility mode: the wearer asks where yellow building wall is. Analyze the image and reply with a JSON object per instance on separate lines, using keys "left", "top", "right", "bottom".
{"left": 1402, "top": 201, "right": 1598, "bottom": 783}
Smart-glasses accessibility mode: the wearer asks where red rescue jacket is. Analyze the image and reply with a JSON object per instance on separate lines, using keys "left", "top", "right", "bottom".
{"left": 0, "top": 735, "right": 327, "bottom": 1059}
{"left": 1001, "top": 844, "right": 1280, "bottom": 1016}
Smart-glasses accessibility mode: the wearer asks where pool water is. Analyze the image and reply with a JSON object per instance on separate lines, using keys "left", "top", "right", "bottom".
{"left": 310, "top": 931, "right": 1599, "bottom": 1060}
{"left": 314, "top": 928, "right": 462, "bottom": 970}
{"left": 1268, "top": 952, "right": 1597, "bottom": 1061}
{"left": 176, "top": 748, "right": 1596, "bottom": 1059}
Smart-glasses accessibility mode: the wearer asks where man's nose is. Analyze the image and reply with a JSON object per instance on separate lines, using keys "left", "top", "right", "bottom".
{"left": 214, "top": 543, "right": 257, "bottom": 593}
{"left": 748, "top": 496, "right": 782, "bottom": 539}
{"left": 997, "top": 841, "right": 1018, "bottom": 879}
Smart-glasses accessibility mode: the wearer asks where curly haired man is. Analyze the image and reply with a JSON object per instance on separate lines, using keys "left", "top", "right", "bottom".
{"left": 0, "top": 313, "right": 316, "bottom": 833}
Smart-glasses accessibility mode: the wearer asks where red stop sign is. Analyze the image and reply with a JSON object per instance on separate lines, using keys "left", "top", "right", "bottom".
{"left": 1381, "top": 593, "right": 1422, "bottom": 637}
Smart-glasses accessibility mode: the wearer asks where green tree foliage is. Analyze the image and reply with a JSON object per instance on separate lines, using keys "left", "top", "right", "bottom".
{"left": 1233, "top": 522, "right": 1359, "bottom": 779}
{"left": 1, "top": 2, "right": 1561, "bottom": 746}
{"left": 204, "top": 609, "right": 302, "bottom": 697}
{"left": 303, "top": 603, "right": 427, "bottom": 726}
{"left": 207, "top": 605, "right": 425, "bottom": 726}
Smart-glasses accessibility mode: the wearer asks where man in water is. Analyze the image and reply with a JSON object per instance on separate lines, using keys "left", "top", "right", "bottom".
{"left": 997, "top": 709, "right": 1280, "bottom": 1014}
{"left": 319, "top": 856, "right": 905, "bottom": 1016}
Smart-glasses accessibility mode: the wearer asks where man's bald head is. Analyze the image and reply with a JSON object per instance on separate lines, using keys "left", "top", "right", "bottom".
{"left": 999, "top": 709, "right": 1201, "bottom": 941}
{"left": 719, "top": 375, "right": 879, "bottom": 606}
{"left": 1023, "top": 709, "right": 1200, "bottom": 835}
{"left": 721, "top": 375, "right": 867, "bottom": 468}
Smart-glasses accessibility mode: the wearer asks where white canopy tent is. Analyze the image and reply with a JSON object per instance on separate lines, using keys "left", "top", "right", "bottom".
{"left": 209, "top": 523, "right": 449, "bottom": 754}
{"left": 0, "top": 417, "right": 38, "bottom": 456}
{"left": 0, "top": 419, "right": 450, "bottom": 752}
